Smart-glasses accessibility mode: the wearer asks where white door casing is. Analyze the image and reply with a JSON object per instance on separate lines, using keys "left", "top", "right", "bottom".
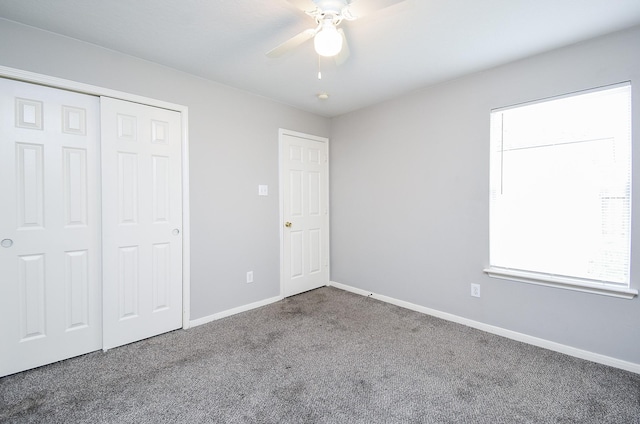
{"left": 0, "top": 78, "right": 102, "bottom": 377}
{"left": 280, "top": 129, "right": 329, "bottom": 297}
{"left": 101, "top": 97, "right": 183, "bottom": 350}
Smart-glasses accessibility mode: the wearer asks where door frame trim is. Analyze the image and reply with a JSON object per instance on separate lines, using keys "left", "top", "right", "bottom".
{"left": 0, "top": 65, "right": 192, "bottom": 329}
{"left": 278, "top": 128, "right": 330, "bottom": 297}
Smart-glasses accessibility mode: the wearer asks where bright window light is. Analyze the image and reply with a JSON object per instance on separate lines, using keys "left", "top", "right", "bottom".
{"left": 488, "top": 83, "right": 632, "bottom": 290}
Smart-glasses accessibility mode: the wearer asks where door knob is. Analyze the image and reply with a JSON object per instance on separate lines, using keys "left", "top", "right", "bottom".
{"left": 284, "top": 222, "right": 292, "bottom": 228}
{"left": 1, "top": 239, "right": 13, "bottom": 248}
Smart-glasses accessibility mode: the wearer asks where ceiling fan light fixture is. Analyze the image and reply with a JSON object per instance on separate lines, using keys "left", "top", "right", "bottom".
{"left": 314, "top": 23, "right": 343, "bottom": 57}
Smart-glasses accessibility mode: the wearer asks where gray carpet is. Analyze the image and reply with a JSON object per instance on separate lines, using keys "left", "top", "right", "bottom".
{"left": 1, "top": 286, "right": 639, "bottom": 423}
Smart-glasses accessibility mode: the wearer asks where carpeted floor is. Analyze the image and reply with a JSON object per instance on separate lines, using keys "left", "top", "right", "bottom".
{"left": 1, "top": 286, "right": 639, "bottom": 423}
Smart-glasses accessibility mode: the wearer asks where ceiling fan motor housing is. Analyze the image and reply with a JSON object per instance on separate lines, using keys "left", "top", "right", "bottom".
{"left": 310, "top": 0, "right": 353, "bottom": 23}
{"left": 314, "top": 0, "right": 349, "bottom": 15}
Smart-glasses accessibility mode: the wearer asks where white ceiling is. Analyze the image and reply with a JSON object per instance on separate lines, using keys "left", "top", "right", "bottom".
{"left": 1, "top": 0, "right": 640, "bottom": 117}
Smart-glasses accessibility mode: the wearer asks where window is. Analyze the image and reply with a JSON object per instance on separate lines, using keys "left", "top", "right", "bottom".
{"left": 485, "top": 83, "right": 636, "bottom": 298}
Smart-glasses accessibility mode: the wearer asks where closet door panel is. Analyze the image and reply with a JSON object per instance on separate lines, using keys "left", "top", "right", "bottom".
{"left": 0, "top": 78, "right": 101, "bottom": 377}
{"left": 101, "top": 97, "right": 182, "bottom": 350}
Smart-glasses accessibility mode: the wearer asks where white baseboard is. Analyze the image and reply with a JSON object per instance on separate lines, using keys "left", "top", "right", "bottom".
{"left": 189, "top": 295, "right": 283, "bottom": 328}
{"left": 328, "top": 281, "right": 640, "bottom": 375}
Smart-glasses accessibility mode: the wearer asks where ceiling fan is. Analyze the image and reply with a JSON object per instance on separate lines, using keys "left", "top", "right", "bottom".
{"left": 267, "top": 0, "right": 407, "bottom": 64}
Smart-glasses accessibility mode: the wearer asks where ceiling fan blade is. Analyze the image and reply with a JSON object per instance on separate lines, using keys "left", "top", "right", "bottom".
{"left": 287, "top": 0, "right": 319, "bottom": 13}
{"left": 345, "top": 0, "right": 407, "bottom": 19}
{"left": 266, "top": 28, "right": 317, "bottom": 58}
{"left": 334, "top": 28, "right": 350, "bottom": 65}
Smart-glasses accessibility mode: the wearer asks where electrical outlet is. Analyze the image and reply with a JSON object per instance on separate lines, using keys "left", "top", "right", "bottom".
{"left": 471, "top": 283, "right": 481, "bottom": 298}
{"left": 246, "top": 271, "right": 254, "bottom": 283}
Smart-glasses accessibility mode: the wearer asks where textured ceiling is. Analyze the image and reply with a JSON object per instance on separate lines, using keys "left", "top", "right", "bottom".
{"left": 1, "top": 0, "right": 640, "bottom": 117}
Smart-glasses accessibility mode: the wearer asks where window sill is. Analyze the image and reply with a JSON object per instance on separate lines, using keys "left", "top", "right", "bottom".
{"left": 483, "top": 267, "right": 638, "bottom": 299}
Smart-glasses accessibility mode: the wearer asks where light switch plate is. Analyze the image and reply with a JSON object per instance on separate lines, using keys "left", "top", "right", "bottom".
{"left": 471, "top": 283, "right": 480, "bottom": 298}
{"left": 258, "top": 185, "right": 268, "bottom": 196}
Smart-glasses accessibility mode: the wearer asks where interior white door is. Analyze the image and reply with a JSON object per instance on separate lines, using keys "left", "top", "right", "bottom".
{"left": 281, "top": 130, "right": 329, "bottom": 297}
{"left": 101, "top": 97, "right": 183, "bottom": 350}
{"left": 0, "top": 78, "right": 102, "bottom": 377}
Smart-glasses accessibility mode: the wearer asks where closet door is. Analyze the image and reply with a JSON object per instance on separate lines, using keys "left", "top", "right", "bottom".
{"left": 0, "top": 78, "right": 101, "bottom": 377}
{"left": 101, "top": 97, "right": 183, "bottom": 350}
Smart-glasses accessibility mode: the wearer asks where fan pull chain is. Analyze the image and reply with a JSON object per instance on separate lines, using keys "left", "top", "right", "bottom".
{"left": 318, "top": 55, "right": 322, "bottom": 80}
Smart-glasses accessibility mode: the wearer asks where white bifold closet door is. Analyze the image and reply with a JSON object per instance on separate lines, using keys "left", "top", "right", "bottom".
{"left": 0, "top": 78, "right": 102, "bottom": 377}
{"left": 100, "top": 97, "right": 183, "bottom": 351}
{"left": 0, "top": 79, "right": 184, "bottom": 377}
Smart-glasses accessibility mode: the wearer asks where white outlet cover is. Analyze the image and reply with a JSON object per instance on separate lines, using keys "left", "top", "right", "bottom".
{"left": 258, "top": 185, "right": 268, "bottom": 196}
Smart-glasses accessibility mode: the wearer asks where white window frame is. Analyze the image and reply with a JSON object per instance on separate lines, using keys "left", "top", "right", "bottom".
{"left": 484, "top": 83, "right": 637, "bottom": 299}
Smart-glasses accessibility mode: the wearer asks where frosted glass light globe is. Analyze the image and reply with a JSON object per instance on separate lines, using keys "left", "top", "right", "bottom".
{"left": 314, "top": 25, "right": 343, "bottom": 57}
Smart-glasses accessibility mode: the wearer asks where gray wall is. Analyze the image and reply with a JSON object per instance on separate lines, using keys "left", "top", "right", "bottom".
{"left": 330, "top": 25, "right": 640, "bottom": 365}
{"left": 0, "top": 19, "right": 330, "bottom": 320}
